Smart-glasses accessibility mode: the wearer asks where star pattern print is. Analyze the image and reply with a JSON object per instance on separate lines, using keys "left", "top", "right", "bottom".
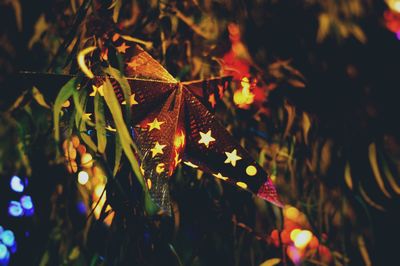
{"left": 93, "top": 32, "right": 282, "bottom": 213}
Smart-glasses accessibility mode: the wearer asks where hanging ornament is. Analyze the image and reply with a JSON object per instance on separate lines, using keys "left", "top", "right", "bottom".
{"left": 92, "top": 32, "right": 282, "bottom": 213}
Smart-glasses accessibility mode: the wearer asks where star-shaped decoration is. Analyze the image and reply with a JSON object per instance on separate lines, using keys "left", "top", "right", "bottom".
{"left": 45, "top": 40, "right": 280, "bottom": 213}
{"left": 224, "top": 149, "right": 242, "bottom": 167}
{"left": 83, "top": 113, "right": 92, "bottom": 121}
{"left": 151, "top": 142, "right": 166, "bottom": 158}
{"left": 90, "top": 84, "right": 104, "bottom": 97}
{"left": 156, "top": 163, "right": 165, "bottom": 174}
{"left": 213, "top": 172, "right": 228, "bottom": 181}
{"left": 147, "top": 118, "right": 165, "bottom": 132}
{"left": 116, "top": 42, "right": 130, "bottom": 54}
{"left": 198, "top": 130, "right": 215, "bottom": 148}
{"left": 122, "top": 94, "right": 138, "bottom": 106}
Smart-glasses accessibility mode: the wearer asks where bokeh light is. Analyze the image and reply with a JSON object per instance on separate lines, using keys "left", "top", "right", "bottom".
{"left": 20, "top": 195, "right": 34, "bottom": 216}
{"left": 0, "top": 230, "right": 15, "bottom": 248}
{"left": 8, "top": 201, "right": 23, "bottom": 217}
{"left": 294, "top": 230, "right": 313, "bottom": 249}
{"left": 78, "top": 171, "right": 89, "bottom": 185}
{"left": 10, "top": 176, "right": 24, "bottom": 193}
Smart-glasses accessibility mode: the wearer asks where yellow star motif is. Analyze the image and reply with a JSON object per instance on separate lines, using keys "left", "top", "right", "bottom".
{"left": 147, "top": 118, "right": 165, "bottom": 132}
{"left": 127, "top": 58, "right": 141, "bottom": 70}
{"left": 212, "top": 172, "right": 228, "bottom": 181}
{"left": 156, "top": 163, "right": 165, "bottom": 174}
{"left": 83, "top": 113, "right": 92, "bottom": 121}
{"left": 90, "top": 84, "right": 104, "bottom": 97}
{"left": 116, "top": 42, "right": 130, "bottom": 53}
{"left": 183, "top": 161, "right": 198, "bottom": 168}
{"left": 198, "top": 130, "right": 215, "bottom": 148}
{"left": 151, "top": 142, "right": 166, "bottom": 158}
{"left": 105, "top": 125, "right": 117, "bottom": 132}
{"left": 224, "top": 149, "right": 242, "bottom": 167}
{"left": 122, "top": 94, "right": 139, "bottom": 106}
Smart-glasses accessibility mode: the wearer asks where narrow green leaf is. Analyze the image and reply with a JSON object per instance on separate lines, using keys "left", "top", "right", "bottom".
{"left": 103, "top": 78, "right": 143, "bottom": 187}
{"left": 104, "top": 67, "right": 131, "bottom": 123}
{"left": 94, "top": 94, "right": 107, "bottom": 154}
{"left": 53, "top": 77, "right": 78, "bottom": 142}
{"left": 113, "top": 134, "right": 122, "bottom": 176}
{"left": 32, "top": 87, "right": 51, "bottom": 109}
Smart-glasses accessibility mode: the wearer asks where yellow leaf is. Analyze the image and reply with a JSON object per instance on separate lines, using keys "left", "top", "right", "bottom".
{"left": 358, "top": 236, "right": 372, "bottom": 266}
{"left": 351, "top": 25, "right": 367, "bottom": 44}
{"left": 317, "top": 13, "right": 330, "bottom": 43}
{"left": 68, "top": 246, "right": 80, "bottom": 261}
{"left": 359, "top": 182, "right": 385, "bottom": 212}
{"left": 77, "top": 46, "right": 97, "bottom": 79}
{"left": 368, "top": 143, "right": 391, "bottom": 198}
{"left": 344, "top": 161, "right": 353, "bottom": 190}
{"left": 260, "top": 258, "right": 281, "bottom": 266}
{"left": 28, "top": 14, "right": 48, "bottom": 49}
{"left": 32, "top": 87, "right": 50, "bottom": 109}
{"left": 302, "top": 112, "right": 311, "bottom": 145}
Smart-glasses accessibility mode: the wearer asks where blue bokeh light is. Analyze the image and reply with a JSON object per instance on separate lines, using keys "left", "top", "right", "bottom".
{"left": 0, "top": 243, "right": 10, "bottom": 265}
{"left": 0, "top": 230, "right": 15, "bottom": 248}
{"left": 8, "top": 201, "right": 23, "bottom": 217}
{"left": 20, "top": 196, "right": 34, "bottom": 217}
{"left": 10, "top": 176, "right": 24, "bottom": 193}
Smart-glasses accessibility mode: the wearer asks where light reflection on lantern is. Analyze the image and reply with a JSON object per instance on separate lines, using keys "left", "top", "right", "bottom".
{"left": 233, "top": 77, "right": 255, "bottom": 109}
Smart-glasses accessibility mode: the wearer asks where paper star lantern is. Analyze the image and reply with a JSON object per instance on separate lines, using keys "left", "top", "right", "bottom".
{"left": 89, "top": 33, "right": 282, "bottom": 213}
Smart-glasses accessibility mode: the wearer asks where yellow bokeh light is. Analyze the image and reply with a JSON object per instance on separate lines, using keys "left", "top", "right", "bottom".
{"left": 290, "top": 229, "right": 301, "bottom": 242}
{"left": 236, "top": 181, "right": 248, "bottom": 189}
{"left": 246, "top": 165, "right": 257, "bottom": 176}
{"left": 77, "top": 171, "right": 89, "bottom": 185}
{"left": 94, "top": 184, "right": 105, "bottom": 201}
{"left": 284, "top": 205, "right": 300, "bottom": 221}
{"left": 294, "top": 230, "right": 313, "bottom": 249}
{"left": 387, "top": 0, "right": 400, "bottom": 12}
{"left": 81, "top": 153, "right": 93, "bottom": 168}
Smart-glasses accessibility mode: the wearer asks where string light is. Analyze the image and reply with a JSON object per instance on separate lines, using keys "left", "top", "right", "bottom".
{"left": 10, "top": 176, "right": 24, "bottom": 193}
